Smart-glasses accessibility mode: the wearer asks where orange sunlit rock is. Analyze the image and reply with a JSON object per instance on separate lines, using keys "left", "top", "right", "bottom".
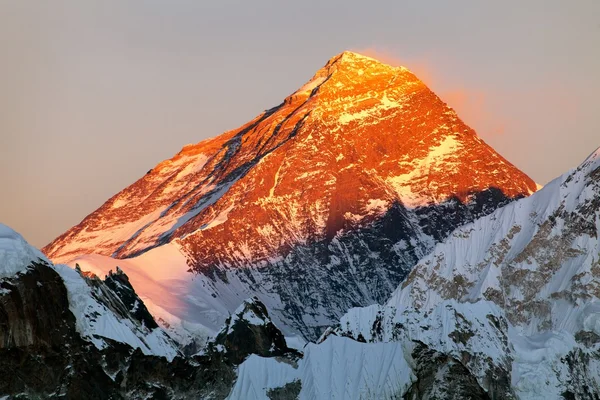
{"left": 44, "top": 51, "right": 537, "bottom": 267}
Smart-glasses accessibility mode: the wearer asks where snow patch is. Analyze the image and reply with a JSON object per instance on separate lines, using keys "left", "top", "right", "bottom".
{"left": 231, "top": 336, "right": 413, "bottom": 400}
{"left": 295, "top": 76, "right": 327, "bottom": 95}
{"left": 0, "top": 224, "right": 49, "bottom": 279}
{"left": 387, "top": 134, "right": 463, "bottom": 207}
{"left": 53, "top": 264, "right": 178, "bottom": 360}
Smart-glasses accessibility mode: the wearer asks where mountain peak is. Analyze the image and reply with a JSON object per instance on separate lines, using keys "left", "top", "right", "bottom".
{"left": 44, "top": 50, "right": 537, "bottom": 267}
{"left": 328, "top": 51, "right": 402, "bottom": 70}
{"left": 317, "top": 50, "right": 410, "bottom": 81}
{"left": 1, "top": 223, "right": 49, "bottom": 279}
{"left": 44, "top": 49, "right": 538, "bottom": 341}
{"left": 332, "top": 50, "right": 384, "bottom": 64}
{"left": 288, "top": 50, "right": 420, "bottom": 112}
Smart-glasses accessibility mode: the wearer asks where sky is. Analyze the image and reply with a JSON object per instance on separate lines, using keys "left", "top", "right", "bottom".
{"left": 1, "top": 1, "right": 599, "bottom": 248}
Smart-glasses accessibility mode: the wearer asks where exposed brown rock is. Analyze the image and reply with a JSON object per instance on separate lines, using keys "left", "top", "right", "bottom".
{"left": 43, "top": 52, "right": 536, "bottom": 268}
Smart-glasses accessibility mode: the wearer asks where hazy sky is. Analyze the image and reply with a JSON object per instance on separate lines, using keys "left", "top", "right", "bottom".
{"left": 1, "top": 1, "right": 599, "bottom": 248}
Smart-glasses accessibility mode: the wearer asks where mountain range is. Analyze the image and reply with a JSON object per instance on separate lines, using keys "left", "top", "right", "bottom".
{"left": 1, "top": 51, "right": 598, "bottom": 399}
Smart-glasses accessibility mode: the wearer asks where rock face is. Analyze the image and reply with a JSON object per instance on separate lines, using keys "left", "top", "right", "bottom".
{"left": 230, "top": 147, "right": 600, "bottom": 399}
{"left": 0, "top": 224, "right": 301, "bottom": 399}
{"left": 0, "top": 260, "right": 178, "bottom": 399}
{"left": 208, "top": 297, "right": 301, "bottom": 365}
{"left": 0, "top": 260, "right": 74, "bottom": 350}
{"left": 42, "top": 51, "right": 536, "bottom": 340}
{"left": 101, "top": 267, "right": 159, "bottom": 330}
{"left": 308, "top": 147, "right": 600, "bottom": 398}
{"left": 404, "top": 342, "right": 491, "bottom": 400}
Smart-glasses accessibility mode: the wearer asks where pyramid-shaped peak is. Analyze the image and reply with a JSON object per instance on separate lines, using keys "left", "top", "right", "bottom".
{"left": 327, "top": 51, "right": 406, "bottom": 71}
{"left": 306, "top": 50, "right": 417, "bottom": 91}
{"left": 336, "top": 51, "right": 379, "bottom": 62}
{"left": 289, "top": 51, "right": 417, "bottom": 100}
{"left": 45, "top": 46, "right": 538, "bottom": 265}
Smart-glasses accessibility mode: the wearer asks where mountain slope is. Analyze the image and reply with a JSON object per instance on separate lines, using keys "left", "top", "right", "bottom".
{"left": 1, "top": 223, "right": 305, "bottom": 398}
{"left": 230, "top": 147, "right": 600, "bottom": 399}
{"left": 0, "top": 224, "right": 178, "bottom": 360}
{"left": 302, "top": 147, "right": 600, "bottom": 398}
{"left": 44, "top": 51, "right": 536, "bottom": 262}
{"left": 43, "top": 51, "right": 537, "bottom": 339}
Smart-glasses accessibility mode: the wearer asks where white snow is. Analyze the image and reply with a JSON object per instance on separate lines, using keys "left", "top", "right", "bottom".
{"left": 239, "top": 309, "right": 265, "bottom": 326}
{"left": 510, "top": 329, "right": 578, "bottom": 398}
{"left": 387, "top": 134, "right": 463, "bottom": 208}
{"left": 365, "top": 198, "right": 388, "bottom": 214}
{"left": 284, "top": 335, "right": 307, "bottom": 351}
{"left": 338, "top": 108, "right": 373, "bottom": 124}
{"left": 225, "top": 300, "right": 270, "bottom": 335}
{"left": 0, "top": 224, "right": 49, "bottom": 279}
{"left": 269, "top": 162, "right": 284, "bottom": 198}
{"left": 200, "top": 204, "right": 234, "bottom": 231}
{"left": 337, "top": 94, "right": 403, "bottom": 125}
{"left": 230, "top": 336, "right": 413, "bottom": 400}
{"left": 330, "top": 145, "right": 600, "bottom": 398}
{"left": 52, "top": 263, "right": 179, "bottom": 361}
{"left": 295, "top": 76, "right": 327, "bottom": 96}
{"left": 228, "top": 355, "right": 299, "bottom": 400}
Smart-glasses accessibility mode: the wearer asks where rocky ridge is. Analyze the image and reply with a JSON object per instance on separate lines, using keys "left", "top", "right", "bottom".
{"left": 246, "top": 146, "right": 600, "bottom": 399}
{"left": 0, "top": 224, "right": 300, "bottom": 398}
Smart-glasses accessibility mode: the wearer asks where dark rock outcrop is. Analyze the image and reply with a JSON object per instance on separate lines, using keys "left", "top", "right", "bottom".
{"left": 101, "top": 266, "right": 158, "bottom": 329}
{"left": 0, "top": 262, "right": 299, "bottom": 398}
{"left": 403, "top": 341, "right": 514, "bottom": 400}
{"left": 209, "top": 297, "right": 302, "bottom": 365}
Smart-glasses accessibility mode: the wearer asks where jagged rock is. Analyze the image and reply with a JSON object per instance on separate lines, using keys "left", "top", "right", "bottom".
{"left": 404, "top": 342, "right": 494, "bottom": 400}
{"left": 0, "top": 229, "right": 305, "bottom": 398}
{"left": 209, "top": 297, "right": 301, "bottom": 365}
{"left": 101, "top": 267, "right": 158, "bottom": 329}
{"left": 0, "top": 261, "right": 73, "bottom": 350}
{"left": 266, "top": 380, "right": 302, "bottom": 400}
{"left": 0, "top": 228, "right": 240, "bottom": 398}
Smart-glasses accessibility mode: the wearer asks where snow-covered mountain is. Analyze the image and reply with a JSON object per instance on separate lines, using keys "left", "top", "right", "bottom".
{"left": 0, "top": 223, "right": 302, "bottom": 398}
{"left": 0, "top": 224, "right": 177, "bottom": 360}
{"left": 43, "top": 51, "right": 537, "bottom": 341}
{"left": 231, "top": 147, "right": 600, "bottom": 399}
{"left": 4, "top": 50, "right": 599, "bottom": 399}
{"left": 0, "top": 224, "right": 186, "bottom": 396}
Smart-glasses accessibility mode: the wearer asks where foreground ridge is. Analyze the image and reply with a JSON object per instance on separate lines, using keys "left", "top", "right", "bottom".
{"left": 0, "top": 223, "right": 299, "bottom": 398}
